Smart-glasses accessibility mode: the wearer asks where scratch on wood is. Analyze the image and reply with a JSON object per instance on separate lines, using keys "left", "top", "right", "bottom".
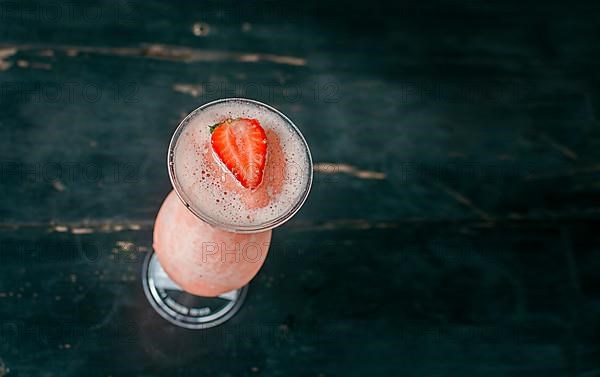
{"left": 192, "top": 22, "right": 210, "bottom": 37}
{"left": 71, "top": 228, "right": 94, "bottom": 235}
{"left": 11, "top": 220, "right": 156, "bottom": 234}
{"left": 1, "top": 43, "right": 307, "bottom": 67}
{"left": 540, "top": 134, "right": 578, "bottom": 161}
{"left": 16, "top": 59, "right": 52, "bottom": 70}
{"left": 67, "top": 222, "right": 150, "bottom": 234}
{"left": 0, "top": 47, "right": 17, "bottom": 71}
{"left": 431, "top": 180, "right": 494, "bottom": 222}
{"left": 320, "top": 219, "right": 373, "bottom": 230}
{"left": 116, "top": 241, "right": 135, "bottom": 251}
{"left": 51, "top": 179, "right": 66, "bottom": 192}
{"left": 244, "top": 53, "right": 305, "bottom": 66}
{"left": 0, "top": 219, "right": 417, "bottom": 233}
{"left": 291, "top": 219, "right": 396, "bottom": 231}
{"left": 173, "top": 83, "right": 205, "bottom": 97}
{"left": 314, "top": 163, "right": 386, "bottom": 180}
{"left": 7, "top": 216, "right": 600, "bottom": 233}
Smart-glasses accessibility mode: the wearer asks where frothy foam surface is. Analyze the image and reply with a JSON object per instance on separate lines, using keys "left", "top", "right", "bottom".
{"left": 172, "top": 100, "right": 311, "bottom": 230}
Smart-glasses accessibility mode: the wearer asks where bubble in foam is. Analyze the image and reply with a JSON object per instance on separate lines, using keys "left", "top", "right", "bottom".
{"left": 172, "top": 99, "right": 311, "bottom": 230}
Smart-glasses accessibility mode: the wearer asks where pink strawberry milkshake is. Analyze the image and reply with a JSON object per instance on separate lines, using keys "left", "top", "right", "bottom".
{"left": 153, "top": 99, "right": 312, "bottom": 297}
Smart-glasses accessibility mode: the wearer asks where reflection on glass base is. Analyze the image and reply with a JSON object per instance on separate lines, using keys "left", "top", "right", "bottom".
{"left": 142, "top": 251, "right": 247, "bottom": 329}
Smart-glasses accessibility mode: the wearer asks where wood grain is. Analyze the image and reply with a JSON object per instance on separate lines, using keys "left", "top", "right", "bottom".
{"left": 1, "top": 0, "right": 600, "bottom": 376}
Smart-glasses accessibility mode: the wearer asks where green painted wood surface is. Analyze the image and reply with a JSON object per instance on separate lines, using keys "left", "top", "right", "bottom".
{"left": 1, "top": 0, "right": 600, "bottom": 376}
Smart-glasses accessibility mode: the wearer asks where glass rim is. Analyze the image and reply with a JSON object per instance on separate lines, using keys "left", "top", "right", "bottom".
{"left": 167, "top": 97, "right": 313, "bottom": 234}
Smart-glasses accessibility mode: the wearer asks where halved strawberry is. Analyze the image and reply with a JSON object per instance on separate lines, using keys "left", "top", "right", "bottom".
{"left": 210, "top": 118, "right": 267, "bottom": 190}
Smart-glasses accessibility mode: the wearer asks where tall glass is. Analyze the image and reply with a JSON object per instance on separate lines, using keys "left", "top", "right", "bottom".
{"left": 142, "top": 98, "right": 313, "bottom": 329}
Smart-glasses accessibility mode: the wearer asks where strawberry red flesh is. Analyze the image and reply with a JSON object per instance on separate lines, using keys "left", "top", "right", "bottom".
{"left": 210, "top": 118, "right": 267, "bottom": 189}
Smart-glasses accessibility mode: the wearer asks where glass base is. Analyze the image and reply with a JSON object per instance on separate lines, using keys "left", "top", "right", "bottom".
{"left": 142, "top": 251, "right": 248, "bottom": 329}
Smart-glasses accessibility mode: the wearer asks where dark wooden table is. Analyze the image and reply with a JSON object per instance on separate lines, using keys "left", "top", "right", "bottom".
{"left": 1, "top": 1, "right": 600, "bottom": 376}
